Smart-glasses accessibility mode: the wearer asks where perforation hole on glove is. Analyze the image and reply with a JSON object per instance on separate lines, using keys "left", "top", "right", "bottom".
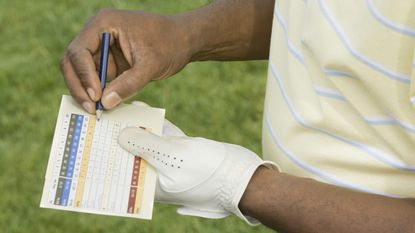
{"left": 126, "top": 140, "right": 183, "bottom": 169}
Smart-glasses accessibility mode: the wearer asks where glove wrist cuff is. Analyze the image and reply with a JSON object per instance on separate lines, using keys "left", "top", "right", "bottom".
{"left": 225, "top": 160, "right": 280, "bottom": 226}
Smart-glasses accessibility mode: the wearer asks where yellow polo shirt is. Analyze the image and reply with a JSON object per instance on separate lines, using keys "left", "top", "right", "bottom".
{"left": 263, "top": 0, "right": 415, "bottom": 197}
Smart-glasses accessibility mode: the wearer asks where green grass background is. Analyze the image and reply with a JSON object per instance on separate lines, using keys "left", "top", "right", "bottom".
{"left": 0, "top": 0, "right": 273, "bottom": 232}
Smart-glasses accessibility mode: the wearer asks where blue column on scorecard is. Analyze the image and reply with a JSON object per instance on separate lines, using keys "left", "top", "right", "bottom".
{"left": 54, "top": 114, "right": 84, "bottom": 206}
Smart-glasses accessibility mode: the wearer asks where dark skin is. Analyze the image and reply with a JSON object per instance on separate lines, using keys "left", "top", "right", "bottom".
{"left": 241, "top": 167, "right": 415, "bottom": 233}
{"left": 60, "top": 0, "right": 273, "bottom": 112}
{"left": 61, "top": 0, "right": 415, "bottom": 232}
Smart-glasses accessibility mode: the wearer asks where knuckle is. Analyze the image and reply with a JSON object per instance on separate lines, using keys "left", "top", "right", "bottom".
{"left": 78, "top": 70, "right": 93, "bottom": 84}
{"left": 78, "top": 66, "right": 94, "bottom": 84}
{"left": 96, "top": 8, "right": 117, "bottom": 18}
{"left": 85, "top": 15, "right": 96, "bottom": 25}
{"left": 66, "top": 47, "right": 78, "bottom": 60}
{"left": 66, "top": 48, "right": 88, "bottom": 66}
{"left": 94, "top": 8, "right": 124, "bottom": 26}
{"left": 59, "top": 55, "right": 68, "bottom": 71}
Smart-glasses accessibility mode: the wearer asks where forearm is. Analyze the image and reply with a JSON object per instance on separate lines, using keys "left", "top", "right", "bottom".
{"left": 174, "top": 0, "right": 275, "bottom": 61}
{"left": 240, "top": 167, "right": 415, "bottom": 233}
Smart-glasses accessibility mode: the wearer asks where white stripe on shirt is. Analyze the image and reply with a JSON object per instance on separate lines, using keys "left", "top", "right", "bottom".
{"left": 317, "top": 0, "right": 411, "bottom": 83}
{"left": 269, "top": 62, "right": 415, "bottom": 170}
{"left": 367, "top": 0, "right": 415, "bottom": 37}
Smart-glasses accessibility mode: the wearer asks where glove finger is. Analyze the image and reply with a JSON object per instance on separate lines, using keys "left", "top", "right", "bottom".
{"left": 176, "top": 206, "right": 230, "bottom": 219}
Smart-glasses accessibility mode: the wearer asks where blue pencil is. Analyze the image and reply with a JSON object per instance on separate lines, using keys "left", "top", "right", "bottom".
{"left": 96, "top": 32, "right": 110, "bottom": 121}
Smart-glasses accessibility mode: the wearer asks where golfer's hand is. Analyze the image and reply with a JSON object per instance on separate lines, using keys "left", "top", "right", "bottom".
{"left": 60, "top": 9, "right": 192, "bottom": 113}
{"left": 118, "top": 122, "right": 279, "bottom": 225}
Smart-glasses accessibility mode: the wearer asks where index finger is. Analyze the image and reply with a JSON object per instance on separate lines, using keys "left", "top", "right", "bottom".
{"left": 60, "top": 55, "right": 96, "bottom": 114}
{"left": 66, "top": 47, "right": 101, "bottom": 101}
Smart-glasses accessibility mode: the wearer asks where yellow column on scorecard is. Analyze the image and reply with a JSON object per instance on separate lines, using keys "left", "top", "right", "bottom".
{"left": 134, "top": 159, "right": 147, "bottom": 214}
{"left": 74, "top": 116, "right": 96, "bottom": 207}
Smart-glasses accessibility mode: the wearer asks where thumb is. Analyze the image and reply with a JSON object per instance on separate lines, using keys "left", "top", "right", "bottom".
{"left": 102, "top": 67, "right": 149, "bottom": 109}
{"left": 118, "top": 127, "right": 172, "bottom": 170}
{"left": 162, "top": 119, "right": 186, "bottom": 137}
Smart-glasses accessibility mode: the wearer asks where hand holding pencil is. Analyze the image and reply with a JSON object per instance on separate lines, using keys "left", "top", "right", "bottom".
{"left": 60, "top": 9, "right": 193, "bottom": 113}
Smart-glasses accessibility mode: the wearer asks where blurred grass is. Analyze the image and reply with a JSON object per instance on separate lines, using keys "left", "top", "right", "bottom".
{"left": 0, "top": 0, "right": 272, "bottom": 232}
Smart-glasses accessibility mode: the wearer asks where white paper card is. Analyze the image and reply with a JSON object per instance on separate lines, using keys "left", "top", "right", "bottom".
{"left": 40, "top": 95, "right": 164, "bottom": 219}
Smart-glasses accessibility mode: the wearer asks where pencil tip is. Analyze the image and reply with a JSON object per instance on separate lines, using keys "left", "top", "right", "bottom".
{"left": 96, "top": 110, "right": 103, "bottom": 121}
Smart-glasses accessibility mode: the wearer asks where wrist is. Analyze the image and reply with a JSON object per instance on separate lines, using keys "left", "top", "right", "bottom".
{"left": 239, "top": 165, "right": 278, "bottom": 217}
{"left": 172, "top": 10, "right": 218, "bottom": 62}
{"left": 172, "top": 1, "right": 258, "bottom": 62}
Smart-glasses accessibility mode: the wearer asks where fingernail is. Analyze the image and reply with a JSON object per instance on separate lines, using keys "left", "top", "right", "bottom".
{"left": 87, "top": 88, "right": 96, "bottom": 101}
{"left": 102, "top": 92, "right": 122, "bottom": 109}
{"left": 82, "top": 102, "right": 94, "bottom": 114}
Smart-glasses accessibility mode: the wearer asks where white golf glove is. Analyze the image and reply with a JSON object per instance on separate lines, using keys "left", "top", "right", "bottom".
{"left": 118, "top": 103, "right": 278, "bottom": 225}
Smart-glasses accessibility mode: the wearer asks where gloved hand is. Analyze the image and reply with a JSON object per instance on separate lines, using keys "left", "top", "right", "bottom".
{"left": 118, "top": 117, "right": 279, "bottom": 225}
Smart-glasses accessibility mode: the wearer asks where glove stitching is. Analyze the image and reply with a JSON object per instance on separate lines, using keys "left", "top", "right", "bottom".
{"left": 218, "top": 154, "right": 251, "bottom": 213}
